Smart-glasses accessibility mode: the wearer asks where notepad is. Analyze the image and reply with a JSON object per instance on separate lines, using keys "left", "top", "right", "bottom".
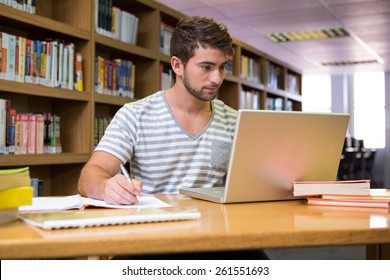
{"left": 19, "top": 208, "right": 201, "bottom": 230}
{"left": 19, "top": 194, "right": 171, "bottom": 212}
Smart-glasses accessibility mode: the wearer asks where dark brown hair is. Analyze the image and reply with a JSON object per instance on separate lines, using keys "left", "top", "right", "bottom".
{"left": 170, "top": 16, "right": 234, "bottom": 66}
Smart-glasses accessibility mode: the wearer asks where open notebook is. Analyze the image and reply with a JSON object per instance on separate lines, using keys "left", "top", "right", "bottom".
{"left": 180, "top": 110, "right": 350, "bottom": 203}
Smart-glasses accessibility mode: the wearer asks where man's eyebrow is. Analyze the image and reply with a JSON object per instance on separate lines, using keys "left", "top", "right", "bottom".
{"left": 198, "top": 61, "right": 216, "bottom": 65}
{"left": 198, "top": 60, "right": 229, "bottom": 66}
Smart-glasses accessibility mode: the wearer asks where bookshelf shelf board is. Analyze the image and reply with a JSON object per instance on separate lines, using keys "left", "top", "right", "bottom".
{"left": 94, "top": 94, "right": 136, "bottom": 106}
{"left": 157, "top": 53, "right": 171, "bottom": 64}
{"left": 94, "top": 34, "right": 157, "bottom": 60}
{"left": 240, "top": 79, "right": 266, "bottom": 91}
{"left": 0, "top": 80, "right": 90, "bottom": 102}
{"left": 265, "top": 87, "right": 288, "bottom": 98}
{"left": 285, "top": 92, "right": 303, "bottom": 102}
{"left": 0, "top": 6, "right": 90, "bottom": 40}
{"left": 224, "top": 75, "right": 239, "bottom": 84}
{"left": 0, "top": 153, "right": 91, "bottom": 167}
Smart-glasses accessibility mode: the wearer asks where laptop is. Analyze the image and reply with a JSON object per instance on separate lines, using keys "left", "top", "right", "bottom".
{"left": 179, "top": 110, "right": 350, "bottom": 203}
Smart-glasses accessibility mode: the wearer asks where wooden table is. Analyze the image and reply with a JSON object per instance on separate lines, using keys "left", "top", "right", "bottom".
{"left": 0, "top": 194, "right": 389, "bottom": 259}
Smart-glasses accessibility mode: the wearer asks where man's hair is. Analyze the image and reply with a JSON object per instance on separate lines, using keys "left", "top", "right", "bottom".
{"left": 170, "top": 16, "right": 234, "bottom": 66}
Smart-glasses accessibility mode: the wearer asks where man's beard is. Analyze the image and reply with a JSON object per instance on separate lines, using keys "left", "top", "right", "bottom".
{"left": 182, "top": 72, "right": 219, "bottom": 102}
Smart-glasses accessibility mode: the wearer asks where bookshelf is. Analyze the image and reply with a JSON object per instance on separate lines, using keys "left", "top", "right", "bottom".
{"left": 0, "top": 0, "right": 301, "bottom": 196}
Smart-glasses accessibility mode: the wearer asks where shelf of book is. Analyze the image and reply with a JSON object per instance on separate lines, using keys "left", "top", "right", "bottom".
{"left": 0, "top": 80, "right": 90, "bottom": 101}
{"left": 0, "top": 0, "right": 302, "bottom": 196}
{"left": 0, "top": 153, "right": 90, "bottom": 166}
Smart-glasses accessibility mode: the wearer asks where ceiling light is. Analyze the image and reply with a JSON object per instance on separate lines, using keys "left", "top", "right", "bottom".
{"left": 321, "top": 60, "right": 377, "bottom": 67}
{"left": 266, "top": 27, "right": 349, "bottom": 43}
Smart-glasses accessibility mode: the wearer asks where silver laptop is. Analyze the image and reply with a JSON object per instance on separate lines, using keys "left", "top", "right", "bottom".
{"left": 179, "top": 110, "right": 350, "bottom": 203}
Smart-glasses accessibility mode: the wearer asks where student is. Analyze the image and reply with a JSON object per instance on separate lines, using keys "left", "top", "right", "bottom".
{"left": 78, "top": 16, "right": 268, "bottom": 260}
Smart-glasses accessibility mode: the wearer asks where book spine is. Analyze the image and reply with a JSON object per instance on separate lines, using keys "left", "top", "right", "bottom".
{"left": 19, "top": 113, "right": 29, "bottom": 155}
{"left": 62, "top": 45, "right": 69, "bottom": 89}
{"left": 39, "top": 40, "right": 46, "bottom": 85}
{"left": 58, "top": 40, "right": 63, "bottom": 88}
{"left": 35, "top": 114, "right": 44, "bottom": 154}
{"left": 75, "top": 52, "right": 83, "bottom": 91}
{"left": 1, "top": 32, "right": 7, "bottom": 80}
{"left": 14, "top": 113, "right": 21, "bottom": 154}
{"left": 24, "top": 38, "right": 33, "bottom": 83}
{"left": 67, "top": 43, "right": 74, "bottom": 90}
{"left": 27, "top": 114, "right": 37, "bottom": 154}
{"left": 50, "top": 40, "right": 58, "bottom": 87}
{"left": 33, "top": 40, "right": 41, "bottom": 83}
{"left": 44, "top": 112, "right": 51, "bottom": 154}
{"left": 0, "top": 98, "right": 6, "bottom": 154}
{"left": 50, "top": 114, "right": 62, "bottom": 153}
{"left": 14, "top": 35, "right": 19, "bottom": 82}
{"left": 6, "top": 108, "right": 16, "bottom": 154}
{"left": 18, "top": 36, "right": 25, "bottom": 83}
{"left": 6, "top": 34, "right": 16, "bottom": 81}
{"left": 0, "top": 32, "right": 2, "bottom": 79}
{"left": 97, "top": 56, "right": 104, "bottom": 94}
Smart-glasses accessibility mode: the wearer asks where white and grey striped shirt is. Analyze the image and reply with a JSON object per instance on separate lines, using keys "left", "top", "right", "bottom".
{"left": 95, "top": 91, "right": 237, "bottom": 193}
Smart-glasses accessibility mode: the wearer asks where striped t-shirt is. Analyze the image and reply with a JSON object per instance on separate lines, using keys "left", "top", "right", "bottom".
{"left": 95, "top": 91, "right": 237, "bottom": 194}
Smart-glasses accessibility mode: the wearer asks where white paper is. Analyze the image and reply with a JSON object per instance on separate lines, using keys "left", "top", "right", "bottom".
{"left": 19, "top": 194, "right": 171, "bottom": 212}
{"left": 82, "top": 196, "right": 171, "bottom": 209}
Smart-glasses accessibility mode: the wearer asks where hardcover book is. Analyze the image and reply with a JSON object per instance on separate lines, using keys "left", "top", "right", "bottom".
{"left": 0, "top": 167, "right": 31, "bottom": 191}
{"left": 293, "top": 179, "right": 371, "bottom": 197}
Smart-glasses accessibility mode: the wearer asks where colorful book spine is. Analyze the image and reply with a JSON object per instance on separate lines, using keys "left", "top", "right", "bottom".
{"left": 67, "top": 43, "right": 74, "bottom": 90}
{"left": 0, "top": 98, "right": 6, "bottom": 154}
{"left": 17, "top": 36, "right": 26, "bottom": 83}
{"left": 75, "top": 52, "right": 83, "bottom": 91}
{"left": 35, "top": 114, "right": 44, "bottom": 154}
{"left": 27, "top": 114, "right": 36, "bottom": 154}
{"left": 6, "top": 108, "right": 16, "bottom": 154}
{"left": 6, "top": 34, "right": 16, "bottom": 81}
{"left": 25, "top": 38, "right": 33, "bottom": 83}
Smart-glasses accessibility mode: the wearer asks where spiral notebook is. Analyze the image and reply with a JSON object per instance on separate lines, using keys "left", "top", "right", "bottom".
{"left": 19, "top": 208, "right": 201, "bottom": 230}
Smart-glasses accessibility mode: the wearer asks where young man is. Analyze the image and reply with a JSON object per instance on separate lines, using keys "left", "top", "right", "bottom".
{"left": 78, "top": 16, "right": 236, "bottom": 204}
{"left": 78, "top": 16, "right": 268, "bottom": 260}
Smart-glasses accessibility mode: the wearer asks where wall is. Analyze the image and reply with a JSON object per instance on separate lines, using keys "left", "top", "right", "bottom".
{"left": 331, "top": 71, "right": 390, "bottom": 188}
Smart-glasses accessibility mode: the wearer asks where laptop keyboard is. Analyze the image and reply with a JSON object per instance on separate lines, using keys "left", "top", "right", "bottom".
{"left": 192, "top": 187, "right": 224, "bottom": 197}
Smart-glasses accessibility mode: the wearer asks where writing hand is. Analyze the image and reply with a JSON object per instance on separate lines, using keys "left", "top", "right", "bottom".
{"left": 103, "top": 174, "right": 143, "bottom": 205}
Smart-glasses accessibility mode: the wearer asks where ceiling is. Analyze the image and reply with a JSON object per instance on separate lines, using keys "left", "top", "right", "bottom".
{"left": 154, "top": 0, "right": 390, "bottom": 75}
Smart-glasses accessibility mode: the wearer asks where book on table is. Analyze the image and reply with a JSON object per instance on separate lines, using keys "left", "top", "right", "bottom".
{"left": 0, "top": 166, "right": 31, "bottom": 190}
{"left": 292, "top": 179, "right": 371, "bottom": 197}
{"left": 0, "top": 167, "right": 33, "bottom": 224}
{"left": 306, "top": 188, "right": 390, "bottom": 209}
{"left": 19, "top": 207, "right": 201, "bottom": 230}
{"left": 19, "top": 194, "right": 173, "bottom": 212}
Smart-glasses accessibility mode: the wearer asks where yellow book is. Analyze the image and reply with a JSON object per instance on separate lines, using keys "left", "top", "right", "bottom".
{"left": 0, "top": 167, "right": 31, "bottom": 191}
{"left": 0, "top": 186, "right": 33, "bottom": 209}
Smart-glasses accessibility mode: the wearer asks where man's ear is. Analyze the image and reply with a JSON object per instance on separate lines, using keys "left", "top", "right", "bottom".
{"left": 171, "top": 56, "right": 183, "bottom": 76}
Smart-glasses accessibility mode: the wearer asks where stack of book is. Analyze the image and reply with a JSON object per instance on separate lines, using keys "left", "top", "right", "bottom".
{"left": 306, "top": 189, "right": 390, "bottom": 209}
{"left": 293, "top": 179, "right": 390, "bottom": 209}
{"left": 0, "top": 167, "right": 33, "bottom": 224}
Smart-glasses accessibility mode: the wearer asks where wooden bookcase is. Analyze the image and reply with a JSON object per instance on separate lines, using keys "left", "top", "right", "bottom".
{"left": 0, "top": 0, "right": 302, "bottom": 196}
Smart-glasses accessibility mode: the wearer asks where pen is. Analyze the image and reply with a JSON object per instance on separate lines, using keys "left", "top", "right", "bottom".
{"left": 120, "top": 164, "right": 140, "bottom": 201}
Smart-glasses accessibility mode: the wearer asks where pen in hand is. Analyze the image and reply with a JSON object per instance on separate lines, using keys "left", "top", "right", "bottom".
{"left": 120, "top": 164, "right": 140, "bottom": 202}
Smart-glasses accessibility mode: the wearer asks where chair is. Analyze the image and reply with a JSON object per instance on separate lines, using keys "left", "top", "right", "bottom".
{"left": 362, "top": 149, "right": 376, "bottom": 186}
{"left": 337, "top": 149, "right": 358, "bottom": 180}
